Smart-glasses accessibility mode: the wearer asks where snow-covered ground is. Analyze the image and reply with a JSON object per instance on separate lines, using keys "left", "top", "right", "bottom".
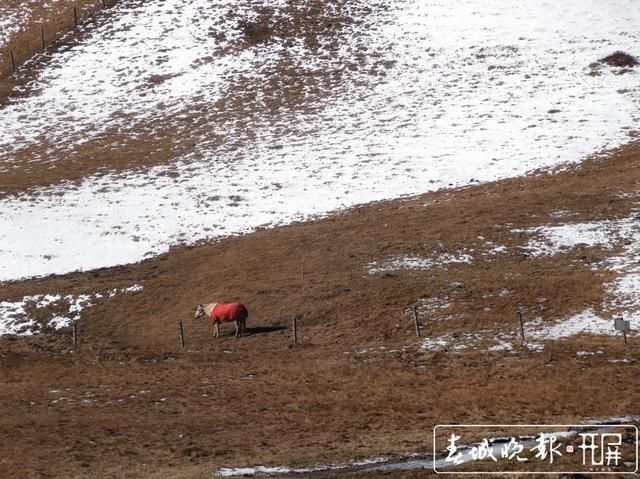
{"left": 515, "top": 215, "right": 640, "bottom": 347}
{"left": 367, "top": 252, "right": 473, "bottom": 273}
{"left": 517, "top": 219, "right": 636, "bottom": 257}
{"left": 1, "top": 0, "right": 640, "bottom": 281}
{"left": 405, "top": 215, "right": 640, "bottom": 352}
{"left": 519, "top": 215, "right": 640, "bottom": 328}
{"left": 0, "top": 284, "right": 143, "bottom": 335}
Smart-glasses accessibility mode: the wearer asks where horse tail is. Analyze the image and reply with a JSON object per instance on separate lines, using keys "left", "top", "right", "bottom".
{"left": 239, "top": 304, "right": 248, "bottom": 329}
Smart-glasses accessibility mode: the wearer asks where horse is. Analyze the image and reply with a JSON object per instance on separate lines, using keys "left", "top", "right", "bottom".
{"left": 194, "top": 302, "right": 248, "bottom": 338}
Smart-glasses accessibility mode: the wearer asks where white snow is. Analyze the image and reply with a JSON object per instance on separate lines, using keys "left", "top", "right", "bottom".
{"left": 0, "top": 2, "right": 35, "bottom": 49}
{"left": 216, "top": 457, "right": 389, "bottom": 477}
{"left": 516, "top": 220, "right": 632, "bottom": 257}
{"left": 488, "top": 340, "right": 514, "bottom": 352}
{"left": 0, "top": 301, "right": 37, "bottom": 336}
{"left": 1, "top": 0, "right": 640, "bottom": 280}
{"left": 123, "top": 284, "right": 143, "bottom": 293}
{"left": 483, "top": 243, "right": 508, "bottom": 256}
{"left": 527, "top": 309, "right": 614, "bottom": 341}
{"left": 517, "top": 215, "right": 640, "bottom": 337}
{"left": 368, "top": 252, "right": 473, "bottom": 274}
{"left": 217, "top": 466, "right": 291, "bottom": 477}
{"left": 419, "top": 332, "right": 516, "bottom": 352}
{"left": 378, "top": 213, "right": 640, "bottom": 349}
{"left": 0, "top": 284, "right": 143, "bottom": 336}
{"left": 419, "top": 335, "right": 455, "bottom": 351}
{"left": 0, "top": 10, "right": 22, "bottom": 49}
{"left": 576, "top": 350, "right": 599, "bottom": 357}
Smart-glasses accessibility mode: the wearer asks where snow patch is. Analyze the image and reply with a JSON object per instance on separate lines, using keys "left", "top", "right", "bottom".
{"left": 419, "top": 332, "right": 515, "bottom": 353}
{"left": 516, "top": 221, "right": 621, "bottom": 257}
{"left": 0, "top": 284, "right": 143, "bottom": 336}
{"left": 216, "top": 457, "right": 389, "bottom": 477}
{"left": 367, "top": 252, "right": 472, "bottom": 274}
{"left": 527, "top": 309, "right": 614, "bottom": 340}
{"left": 517, "top": 215, "right": 640, "bottom": 333}
{"left": 489, "top": 340, "right": 514, "bottom": 352}
{"left": 0, "top": 1, "right": 40, "bottom": 49}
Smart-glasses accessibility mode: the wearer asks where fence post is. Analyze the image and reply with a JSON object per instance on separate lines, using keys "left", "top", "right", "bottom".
{"left": 292, "top": 316, "right": 298, "bottom": 346}
{"left": 102, "top": 0, "right": 106, "bottom": 8}
{"left": 10, "top": 50, "right": 15, "bottom": 72}
{"left": 517, "top": 311, "right": 525, "bottom": 343}
{"left": 179, "top": 321, "right": 185, "bottom": 348}
{"left": 41, "top": 26, "right": 46, "bottom": 50}
{"left": 73, "top": 323, "right": 78, "bottom": 347}
{"left": 413, "top": 307, "right": 421, "bottom": 338}
{"left": 73, "top": 6, "right": 78, "bottom": 28}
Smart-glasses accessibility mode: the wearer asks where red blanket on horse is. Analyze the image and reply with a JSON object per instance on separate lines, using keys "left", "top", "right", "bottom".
{"left": 210, "top": 302, "right": 248, "bottom": 323}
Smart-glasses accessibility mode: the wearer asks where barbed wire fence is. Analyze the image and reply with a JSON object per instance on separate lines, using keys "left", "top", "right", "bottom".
{"left": 26, "top": 297, "right": 636, "bottom": 356}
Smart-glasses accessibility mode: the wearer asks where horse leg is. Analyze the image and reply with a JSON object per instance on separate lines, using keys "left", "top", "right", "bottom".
{"left": 214, "top": 322, "right": 219, "bottom": 339}
{"left": 234, "top": 320, "right": 240, "bottom": 338}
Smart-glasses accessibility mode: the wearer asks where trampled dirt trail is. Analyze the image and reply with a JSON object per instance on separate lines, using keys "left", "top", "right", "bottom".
{"left": 1, "top": 146, "right": 639, "bottom": 478}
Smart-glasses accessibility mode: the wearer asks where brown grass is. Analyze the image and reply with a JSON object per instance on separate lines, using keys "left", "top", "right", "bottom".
{"left": 1, "top": 144, "right": 639, "bottom": 478}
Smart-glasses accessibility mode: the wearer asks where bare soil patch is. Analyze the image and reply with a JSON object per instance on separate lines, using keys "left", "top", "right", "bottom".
{"left": 599, "top": 51, "right": 639, "bottom": 68}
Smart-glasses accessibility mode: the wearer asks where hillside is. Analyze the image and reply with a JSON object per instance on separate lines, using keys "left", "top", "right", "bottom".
{"left": 1, "top": 0, "right": 639, "bottom": 477}
{"left": 1, "top": 144, "right": 639, "bottom": 477}
{"left": 1, "top": 0, "right": 639, "bottom": 281}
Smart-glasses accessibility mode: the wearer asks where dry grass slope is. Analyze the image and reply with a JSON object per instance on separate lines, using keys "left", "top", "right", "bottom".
{"left": 1, "top": 144, "right": 639, "bottom": 478}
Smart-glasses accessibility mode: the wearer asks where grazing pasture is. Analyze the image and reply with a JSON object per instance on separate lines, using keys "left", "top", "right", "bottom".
{"left": 1, "top": 0, "right": 639, "bottom": 477}
{"left": 1, "top": 147, "right": 640, "bottom": 477}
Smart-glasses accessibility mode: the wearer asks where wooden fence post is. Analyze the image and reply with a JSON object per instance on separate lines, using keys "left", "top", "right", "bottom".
{"left": 292, "top": 316, "right": 298, "bottom": 346}
{"left": 73, "top": 323, "right": 78, "bottom": 347}
{"left": 179, "top": 321, "right": 185, "bottom": 348}
{"left": 41, "top": 26, "right": 46, "bottom": 50}
{"left": 517, "top": 311, "right": 525, "bottom": 343}
{"left": 73, "top": 7, "right": 78, "bottom": 28}
{"left": 10, "top": 50, "right": 15, "bottom": 72}
{"left": 413, "top": 307, "right": 421, "bottom": 338}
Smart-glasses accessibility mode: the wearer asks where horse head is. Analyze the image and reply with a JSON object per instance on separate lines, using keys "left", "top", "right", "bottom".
{"left": 194, "top": 304, "right": 205, "bottom": 320}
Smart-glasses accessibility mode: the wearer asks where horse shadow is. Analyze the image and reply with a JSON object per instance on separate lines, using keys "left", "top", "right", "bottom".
{"left": 243, "top": 325, "right": 287, "bottom": 336}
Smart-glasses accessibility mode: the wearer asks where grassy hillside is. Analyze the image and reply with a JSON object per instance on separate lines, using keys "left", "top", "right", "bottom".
{"left": 1, "top": 143, "right": 639, "bottom": 478}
